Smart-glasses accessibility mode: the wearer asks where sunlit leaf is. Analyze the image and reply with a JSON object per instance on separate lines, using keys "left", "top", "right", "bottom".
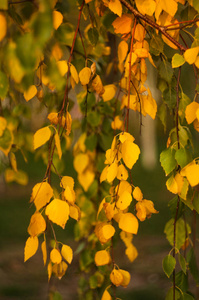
{"left": 50, "top": 248, "right": 62, "bottom": 264}
{"left": 119, "top": 269, "right": 131, "bottom": 287}
{"left": 79, "top": 67, "right": 91, "bottom": 85}
{"left": 184, "top": 47, "right": 199, "bottom": 65}
{"left": 109, "top": 0, "right": 122, "bottom": 17}
{"left": 28, "top": 212, "right": 46, "bottom": 237}
{"left": 24, "top": 236, "right": 39, "bottom": 262}
{"left": 172, "top": 53, "right": 185, "bottom": 68}
{"left": 94, "top": 250, "right": 111, "bottom": 266}
{"left": 61, "top": 244, "right": 73, "bottom": 264}
{"left": 41, "top": 240, "right": 47, "bottom": 265}
{"left": 78, "top": 170, "right": 95, "bottom": 191}
{"left": 110, "top": 268, "right": 123, "bottom": 286}
{"left": 31, "top": 181, "right": 53, "bottom": 211}
{"left": 125, "top": 244, "right": 138, "bottom": 262}
{"left": 45, "top": 199, "right": 69, "bottom": 229}
{"left": 118, "top": 40, "right": 128, "bottom": 64}
{"left": 33, "top": 126, "right": 51, "bottom": 150}
{"left": 102, "top": 84, "right": 116, "bottom": 102}
{"left": 24, "top": 85, "right": 37, "bottom": 102}
{"left": 112, "top": 14, "right": 133, "bottom": 35}
{"left": 135, "top": 0, "right": 156, "bottom": 16}
{"left": 57, "top": 60, "right": 68, "bottom": 76}
{"left": 119, "top": 212, "right": 139, "bottom": 234}
{"left": 121, "top": 140, "right": 140, "bottom": 169}
{"left": 55, "top": 132, "right": 62, "bottom": 159}
{"left": 53, "top": 11, "right": 63, "bottom": 30}
{"left": 185, "top": 102, "right": 199, "bottom": 124}
{"left": 101, "top": 289, "right": 112, "bottom": 300}
{"left": 0, "top": 13, "right": 7, "bottom": 42}
{"left": 116, "top": 190, "right": 132, "bottom": 210}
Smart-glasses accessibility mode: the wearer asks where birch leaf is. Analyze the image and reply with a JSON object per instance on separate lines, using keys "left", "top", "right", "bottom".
{"left": 45, "top": 199, "right": 69, "bottom": 229}
{"left": 28, "top": 212, "right": 46, "bottom": 236}
{"left": 79, "top": 67, "right": 91, "bottom": 85}
{"left": 109, "top": 0, "right": 122, "bottom": 17}
{"left": 50, "top": 248, "right": 62, "bottom": 264}
{"left": 34, "top": 126, "right": 51, "bottom": 150}
{"left": 55, "top": 132, "right": 62, "bottom": 159}
{"left": 24, "top": 236, "right": 39, "bottom": 262}
{"left": 95, "top": 250, "right": 111, "bottom": 266}
{"left": 0, "top": 13, "right": 6, "bottom": 41}
{"left": 24, "top": 85, "right": 37, "bottom": 102}
{"left": 53, "top": 10, "right": 63, "bottom": 30}
{"left": 41, "top": 240, "right": 47, "bottom": 265}
{"left": 118, "top": 40, "right": 128, "bottom": 64}
{"left": 121, "top": 140, "right": 140, "bottom": 169}
{"left": 119, "top": 212, "right": 139, "bottom": 234}
{"left": 61, "top": 244, "right": 73, "bottom": 264}
{"left": 31, "top": 181, "right": 53, "bottom": 211}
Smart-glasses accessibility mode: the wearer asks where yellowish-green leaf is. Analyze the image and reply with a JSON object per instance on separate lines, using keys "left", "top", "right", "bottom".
{"left": 109, "top": 0, "right": 122, "bottom": 17}
{"left": 95, "top": 250, "right": 111, "bottom": 266}
{"left": 121, "top": 140, "right": 140, "bottom": 169}
{"left": 31, "top": 181, "right": 53, "bottom": 211}
{"left": 28, "top": 212, "right": 46, "bottom": 236}
{"left": 24, "top": 236, "right": 39, "bottom": 262}
{"left": 0, "top": 13, "right": 7, "bottom": 42}
{"left": 53, "top": 10, "right": 63, "bottom": 30}
{"left": 172, "top": 53, "right": 185, "bottom": 68}
{"left": 50, "top": 248, "right": 62, "bottom": 264}
{"left": 45, "top": 199, "right": 69, "bottom": 229}
{"left": 55, "top": 132, "right": 62, "bottom": 159}
{"left": 33, "top": 126, "right": 51, "bottom": 150}
{"left": 61, "top": 244, "right": 73, "bottom": 264}
{"left": 24, "top": 85, "right": 37, "bottom": 102}
{"left": 119, "top": 212, "right": 139, "bottom": 234}
{"left": 79, "top": 67, "right": 91, "bottom": 85}
{"left": 41, "top": 239, "right": 47, "bottom": 265}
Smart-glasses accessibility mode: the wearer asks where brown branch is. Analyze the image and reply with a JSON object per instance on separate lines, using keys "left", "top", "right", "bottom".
{"left": 120, "top": 0, "right": 186, "bottom": 52}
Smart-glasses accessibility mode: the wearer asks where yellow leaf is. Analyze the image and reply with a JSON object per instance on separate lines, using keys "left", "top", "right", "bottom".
{"left": 28, "top": 212, "right": 46, "bottom": 236}
{"left": 64, "top": 186, "right": 75, "bottom": 203}
{"left": 57, "top": 60, "right": 68, "bottom": 76}
{"left": 121, "top": 140, "right": 140, "bottom": 169}
{"left": 185, "top": 102, "right": 199, "bottom": 124}
{"left": 69, "top": 205, "right": 81, "bottom": 221}
{"left": 119, "top": 212, "right": 139, "bottom": 234}
{"left": 160, "top": 0, "right": 178, "bottom": 17}
{"left": 24, "top": 236, "right": 39, "bottom": 262}
{"left": 135, "top": 0, "right": 156, "bottom": 16}
{"left": 102, "top": 224, "right": 115, "bottom": 239}
{"left": 112, "top": 14, "right": 133, "bottom": 35}
{"left": 53, "top": 10, "right": 63, "bottom": 30}
{"left": 0, "top": 117, "right": 7, "bottom": 137}
{"left": 135, "top": 202, "right": 147, "bottom": 221}
{"left": 10, "top": 152, "right": 17, "bottom": 172}
{"left": 120, "top": 269, "right": 131, "bottom": 287}
{"left": 33, "top": 126, "right": 51, "bottom": 150}
{"left": 117, "top": 164, "right": 128, "bottom": 180}
{"left": 118, "top": 40, "right": 128, "bottom": 64}
{"left": 65, "top": 111, "right": 72, "bottom": 135}
{"left": 61, "top": 244, "right": 73, "bottom": 264}
{"left": 133, "top": 186, "right": 143, "bottom": 201}
{"left": 125, "top": 244, "right": 138, "bottom": 262}
{"left": 101, "top": 289, "right": 112, "bottom": 300}
{"left": 70, "top": 63, "right": 79, "bottom": 84}
{"left": 134, "top": 24, "right": 145, "bottom": 42}
{"left": 115, "top": 180, "right": 132, "bottom": 196}
{"left": 45, "top": 199, "right": 69, "bottom": 228}
{"left": 0, "top": 13, "right": 7, "bottom": 42}
{"left": 109, "top": 0, "right": 122, "bottom": 17}
{"left": 50, "top": 248, "right": 62, "bottom": 264}
{"left": 110, "top": 268, "right": 123, "bottom": 286}
{"left": 52, "top": 261, "right": 68, "bottom": 279}
{"left": 24, "top": 85, "right": 37, "bottom": 102}
{"left": 134, "top": 47, "right": 148, "bottom": 58}
{"left": 97, "top": 198, "right": 106, "bottom": 218}
{"left": 41, "top": 240, "right": 47, "bottom": 265}
{"left": 111, "top": 116, "right": 123, "bottom": 130}
{"left": 119, "top": 132, "right": 135, "bottom": 143}
{"left": 79, "top": 67, "right": 91, "bottom": 85}
{"left": 61, "top": 176, "right": 74, "bottom": 190}
{"left": 142, "top": 91, "right": 157, "bottom": 120}
{"left": 105, "top": 148, "right": 116, "bottom": 164}
{"left": 103, "top": 202, "right": 115, "bottom": 220}
{"left": 136, "top": 199, "right": 158, "bottom": 221}
{"left": 78, "top": 170, "right": 95, "bottom": 191}
{"left": 94, "top": 250, "right": 111, "bottom": 266}
{"left": 55, "top": 132, "right": 62, "bottom": 159}
{"left": 52, "top": 43, "right": 63, "bottom": 61}
{"left": 116, "top": 190, "right": 132, "bottom": 210}
{"left": 181, "top": 161, "right": 199, "bottom": 187}
{"left": 31, "top": 181, "right": 53, "bottom": 211}
{"left": 184, "top": 47, "right": 199, "bottom": 65}
{"left": 47, "top": 262, "right": 52, "bottom": 281}
{"left": 120, "top": 231, "right": 133, "bottom": 247}
{"left": 74, "top": 153, "right": 89, "bottom": 174}
{"left": 193, "top": 119, "right": 199, "bottom": 132}
{"left": 48, "top": 112, "right": 59, "bottom": 125}
{"left": 107, "top": 162, "right": 118, "bottom": 182}
{"left": 102, "top": 84, "right": 116, "bottom": 101}
{"left": 92, "top": 75, "right": 105, "bottom": 96}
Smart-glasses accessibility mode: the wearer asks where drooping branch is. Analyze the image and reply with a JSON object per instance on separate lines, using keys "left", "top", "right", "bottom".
{"left": 120, "top": 0, "right": 187, "bottom": 52}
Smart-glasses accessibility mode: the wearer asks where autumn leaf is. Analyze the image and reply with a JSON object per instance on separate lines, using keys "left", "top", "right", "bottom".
{"left": 45, "top": 199, "right": 69, "bottom": 228}
{"left": 135, "top": 0, "right": 156, "bottom": 16}
{"left": 119, "top": 212, "right": 139, "bottom": 234}
{"left": 24, "top": 236, "right": 39, "bottom": 262}
{"left": 34, "top": 126, "right": 51, "bottom": 150}
{"left": 61, "top": 176, "right": 74, "bottom": 190}
{"left": 0, "top": 13, "right": 7, "bottom": 42}
{"left": 53, "top": 10, "right": 63, "bottom": 30}
{"left": 79, "top": 67, "right": 91, "bottom": 85}
{"left": 116, "top": 190, "right": 132, "bottom": 210}
{"left": 184, "top": 47, "right": 199, "bottom": 65}
{"left": 108, "top": 0, "right": 122, "bottom": 17}
{"left": 119, "top": 269, "right": 131, "bottom": 287}
{"left": 112, "top": 14, "right": 133, "bottom": 35}
{"left": 110, "top": 268, "right": 123, "bottom": 286}
{"left": 31, "top": 181, "right": 53, "bottom": 211}
{"left": 57, "top": 60, "right": 68, "bottom": 76}
{"left": 102, "top": 84, "right": 116, "bottom": 101}
{"left": 121, "top": 140, "right": 140, "bottom": 169}
{"left": 125, "top": 244, "right": 138, "bottom": 262}
{"left": 185, "top": 102, "right": 199, "bottom": 124}
{"left": 69, "top": 205, "right": 81, "bottom": 221}
{"left": 118, "top": 40, "right": 128, "bottom": 64}
{"left": 73, "top": 153, "right": 89, "bottom": 174}
{"left": 50, "top": 248, "right": 62, "bottom": 264}
{"left": 78, "top": 170, "right": 95, "bottom": 191}
{"left": 95, "top": 250, "right": 111, "bottom": 266}
{"left": 41, "top": 240, "right": 47, "bottom": 265}
{"left": 133, "top": 186, "right": 143, "bottom": 201}
{"left": 101, "top": 289, "right": 112, "bottom": 300}
{"left": 61, "top": 244, "right": 73, "bottom": 264}
{"left": 24, "top": 85, "right": 37, "bottom": 102}
{"left": 28, "top": 212, "right": 46, "bottom": 236}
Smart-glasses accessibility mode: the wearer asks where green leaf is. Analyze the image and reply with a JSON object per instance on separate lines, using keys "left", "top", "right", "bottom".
{"left": 149, "top": 34, "right": 164, "bottom": 56}
{"left": 85, "top": 134, "right": 97, "bottom": 151}
{"left": 162, "top": 255, "right": 176, "bottom": 278}
{"left": 168, "top": 196, "right": 184, "bottom": 219}
{"left": 164, "top": 218, "right": 191, "bottom": 250}
{"left": 179, "top": 92, "right": 191, "bottom": 122}
{"left": 163, "top": 87, "right": 176, "bottom": 110}
{"left": 0, "top": 71, "right": 8, "bottom": 99}
{"left": 87, "top": 111, "right": 101, "bottom": 127}
{"left": 158, "top": 60, "right": 174, "bottom": 83}
{"left": 187, "top": 248, "right": 199, "bottom": 284}
{"left": 0, "top": 128, "right": 13, "bottom": 156}
{"left": 160, "top": 148, "right": 177, "bottom": 176}
{"left": 175, "top": 148, "right": 192, "bottom": 169}
{"left": 88, "top": 27, "right": 99, "bottom": 46}
{"left": 0, "top": 0, "right": 7, "bottom": 9}
{"left": 89, "top": 274, "right": 98, "bottom": 289}
{"left": 165, "top": 287, "right": 181, "bottom": 300}
{"left": 55, "top": 23, "right": 75, "bottom": 45}
{"left": 178, "top": 253, "right": 187, "bottom": 274}
{"left": 52, "top": 291, "right": 63, "bottom": 300}
{"left": 183, "top": 293, "right": 195, "bottom": 300}
{"left": 157, "top": 102, "right": 167, "bottom": 132}
{"left": 175, "top": 271, "right": 188, "bottom": 292}
{"left": 172, "top": 53, "right": 185, "bottom": 68}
